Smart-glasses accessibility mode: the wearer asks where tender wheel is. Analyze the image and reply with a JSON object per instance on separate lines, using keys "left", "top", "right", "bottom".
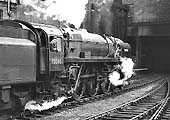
{"left": 101, "top": 79, "right": 110, "bottom": 94}
{"left": 86, "top": 79, "right": 97, "bottom": 97}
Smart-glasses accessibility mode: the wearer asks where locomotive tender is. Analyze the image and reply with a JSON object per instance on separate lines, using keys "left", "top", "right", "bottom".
{"left": 0, "top": 19, "right": 131, "bottom": 111}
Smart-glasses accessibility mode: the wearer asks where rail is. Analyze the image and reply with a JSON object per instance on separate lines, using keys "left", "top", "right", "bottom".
{"left": 85, "top": 77, "right": 168, "bottom": 120}
{"left": 4, "top": 74, "right": 166, "bottom": 120}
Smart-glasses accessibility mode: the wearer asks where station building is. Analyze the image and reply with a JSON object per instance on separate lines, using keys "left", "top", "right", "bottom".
{"left": 123, "top": 0, "right": 170, "bottom": 72}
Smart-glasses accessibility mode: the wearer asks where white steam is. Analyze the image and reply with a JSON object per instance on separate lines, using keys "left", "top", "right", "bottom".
{"left": 109, "top": 71, "right": 123, "bottom": 86}
{"left": 109, "top": 57, "right": 134, "bottom": 86}
{"left": 24, "top": 96, "right": 67, "bottom": 111}
{"left": 120, "top": 57, "right": 134, "bottom": 81}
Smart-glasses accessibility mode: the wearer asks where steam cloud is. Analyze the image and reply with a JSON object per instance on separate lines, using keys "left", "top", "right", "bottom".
{"left": 109, "top": 57, "right": 134, "bottom": 86}
{"left": 24, "top": 96, "right": 67, "bottom": 111}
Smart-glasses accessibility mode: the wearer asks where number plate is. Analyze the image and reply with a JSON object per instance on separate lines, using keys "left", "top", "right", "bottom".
{"left": 51, "top": 58, "right": 62, "bottom": 64}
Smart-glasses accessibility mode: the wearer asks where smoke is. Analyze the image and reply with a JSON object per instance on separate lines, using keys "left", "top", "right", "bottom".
{"left": 108, "top": 57, "right": 134, "bottom": 86}
{"left": 21, "top": 0, "right": 88, "bottom": 28}
{"left": 24, "top": 96, "right": 67, "bottom": 111}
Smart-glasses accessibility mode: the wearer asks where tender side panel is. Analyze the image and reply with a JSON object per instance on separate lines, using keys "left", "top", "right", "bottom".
{"left": 0, "top": 37, "right": 36, "bottom": 85}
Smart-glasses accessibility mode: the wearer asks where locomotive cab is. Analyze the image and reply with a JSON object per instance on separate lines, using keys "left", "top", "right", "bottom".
{"left": 31, "top": 23, "right": 65, "bottom": 72}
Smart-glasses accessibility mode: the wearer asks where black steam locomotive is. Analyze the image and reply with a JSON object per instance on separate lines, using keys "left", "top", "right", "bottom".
{"left": 0, "top": 19, "right": 131, "bottom": 111}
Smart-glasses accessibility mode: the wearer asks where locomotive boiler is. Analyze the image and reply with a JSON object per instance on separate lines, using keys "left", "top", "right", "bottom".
{"left": 0, "top": 19, "right": 131, "bottom": 111}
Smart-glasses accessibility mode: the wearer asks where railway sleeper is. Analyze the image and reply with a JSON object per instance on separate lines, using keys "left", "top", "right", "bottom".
{"left": 137, "top": 103, "right": 158, "bottom": 107}
{"left": 120, "top": 109, "right": 147, "bottom": 113}
{"left": 162, "top": 111, "right": 170, "bottom": 118}
{"left": 112, "top": 111, "right": 143, "bottom": 115}
{"left": 125, "top": 104, "right": 155, "bottom": 111}
{"left": 102, "top": 114, "right": 133, "bottom": 119}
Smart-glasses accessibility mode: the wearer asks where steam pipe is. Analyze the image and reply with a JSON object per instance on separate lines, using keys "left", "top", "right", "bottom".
{"left": 102, "top": 34, "right": 110, "bottom": 57}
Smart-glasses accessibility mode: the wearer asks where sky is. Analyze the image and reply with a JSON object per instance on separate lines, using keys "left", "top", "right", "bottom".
{"left": 22, "top": 0, "right": 88, "bottom": 28}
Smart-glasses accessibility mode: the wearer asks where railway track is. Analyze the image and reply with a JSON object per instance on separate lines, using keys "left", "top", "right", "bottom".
{"left": 150, "top": 77, "right": 170, "bottom": 120}
{"left": 85, "top": 77, "right": 169, "bottom": 120}
{"left": 127, "top": 73, "right": 163, "bottom": 85}
{"left": 0, "top": 74, "right": 166, "bottom": 120}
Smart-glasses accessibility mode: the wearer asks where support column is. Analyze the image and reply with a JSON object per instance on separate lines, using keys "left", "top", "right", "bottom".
{"left": 136, "top": 36, "right": 142, "bottom": 68}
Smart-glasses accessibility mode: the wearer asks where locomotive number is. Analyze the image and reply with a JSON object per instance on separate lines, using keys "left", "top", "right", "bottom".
{"left": 51, "top": 59, "right": 62, "bottom": 64}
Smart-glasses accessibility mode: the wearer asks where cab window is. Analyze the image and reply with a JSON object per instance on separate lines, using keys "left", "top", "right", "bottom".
{"left": 50, "top": 36, "right": 62, "bottom": 52}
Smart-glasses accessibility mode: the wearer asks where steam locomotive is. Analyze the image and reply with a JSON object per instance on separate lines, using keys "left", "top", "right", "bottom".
{"left": 0, "top": 19, "right": 131, "bottom": 111}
